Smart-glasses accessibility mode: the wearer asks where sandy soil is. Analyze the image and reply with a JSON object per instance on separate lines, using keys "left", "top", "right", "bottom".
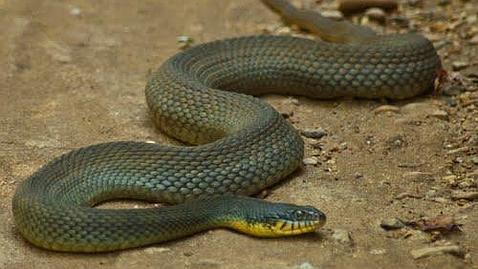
{"left": 1, "top": 0, "right": 477, "bottom": 268}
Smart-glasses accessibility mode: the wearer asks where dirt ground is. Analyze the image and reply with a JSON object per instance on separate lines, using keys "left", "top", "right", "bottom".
{"left": 1, "top": 0, "right": 477, "bottom": 268}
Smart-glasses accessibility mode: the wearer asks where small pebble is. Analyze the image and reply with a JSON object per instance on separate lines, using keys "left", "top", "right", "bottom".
{"left": 303, "top": 157, "right": 319, "bottom": 166}
{"left": 320, "top": 10, "right": 343, "bottom": 20}
{"left": 354, "top": 172, "right": 363, "bottom": 179}
{"left": 390, "top": 16, "right": 410, "bottom": 28}
{"left": 70, "top": 7, "right": 81, "bottom": 16}
{"left": 380, "top": 218, "right": 406, "bottom": 230}
{"left": 410, "top": 245, "right": 464, "bottom": 259}
{"left": 288, "top": 97, "right": 300, "bottom": 106}
{"left": 452, "top": 61, "right": 469, "bottom": 71}
{"left": 451, "top": 191, "right": 478, "bottom": 200}
{"left": 403, "top": 171, "right": 433, "bottom": 180}
{"left": 365, "top": 8, "right": 386, "bottom": 23}
{"left": 373, "top": 105, "right": 400, "bottom": 114}
{"left": 428, "top": 109, "right": 448, "bottom": 120}
{"left": 331, "top": 229, "right": 354, "bottom": 246}
{"left": 469, "top": 35, "right": 478, "bottom": 45}
{"left": 177, "top": 35, "right": 194, "bottom": 49}
{"left": 293, "top": 262, "right": 317, "bottom": 269}
{"left": 144, "top": 247, "right": 171, "bottom": 255}
{"left": 370, "top": 249, "right": 387, "bottom": 255}
{"left": 301, "top": 128, "right": 327, "bottom": 139}
{"left": 472, "top": 157, "right": 478, "bottom": 165}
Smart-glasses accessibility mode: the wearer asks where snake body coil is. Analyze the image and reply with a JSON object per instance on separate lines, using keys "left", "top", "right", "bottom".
{"left": 12, "top": 2, "right": 441, "bottom": 253}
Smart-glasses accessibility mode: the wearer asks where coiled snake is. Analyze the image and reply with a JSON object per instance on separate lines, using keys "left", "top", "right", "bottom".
{"left": 12, "top": 0, "right": 441, "bottom": 252}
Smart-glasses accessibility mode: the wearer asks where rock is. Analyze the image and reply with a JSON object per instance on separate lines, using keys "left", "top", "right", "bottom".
{"left": 293, "top": 262, "right": 317, "bottom": 269}
{"left": 469, "top": 35, "right": 478, "bottom": 45}
{"left": 331, "top": 229, "right": 354, "bottom": 246}
{"left": 401, "top": 102, "right": 448, "bottom": 120}
{"left": 394, "top": 192, "right": 422, "bottom": 200}
{"left": 390, "top": 16, "right": 410, "bottom": 28}
{"left": 472, "top": 157, "right": 478, "bottom": 165}
{"left": 288, "top": 97, "right": 300, "bottom": 106}
{"left": 373, "top": 105, "right": 400, "bottom": 114}
{"left": 177, "top": 35, "right": 194, "bottom": 49}
{"left": 354, "top": 172, "right": 364, "bottom": 179}
{"left": 452, "top": 61, "right": 470, "bottom": 71}
{"left": 365, "top": 8, "right": 386, "bottom": 23}
{"left": 447, "top": 146, "right": 469, "bottom": 155}
{"left": 70, "top": 7, "right": 81, "bottom": 16}
{"left": 144, "top": 247, "right": 171, "bottom": 255}
{"left": 451, "top": 191, "right": 478, "bottom": 200}
{"left": 320, "top": 10, "right": 343, "bottom": 20}
{"left": 425, "top": 189, "right": 438, "bottom": 198}
{"left": 380, "top": 218, "right": 406, "bottom": 230}
{"left": 429, "top": 109, "right": 448, "bottom": 120}
{"left": 410, "top": 245, "right": 465, "bottom": 259}
{"left": 303, "top": 157, "right": 319, "bottom": 166}
{"left": 370, "top": 249, "right": 387, "bottom": 255}
{"left": 301, "top": 128, "right": 327, "bottom": 139}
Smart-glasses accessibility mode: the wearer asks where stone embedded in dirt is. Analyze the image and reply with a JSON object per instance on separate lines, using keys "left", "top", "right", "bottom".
{"left": 70, "top": 7, "right": 81, "bottom": 16}
{"left": 452, "top": 61, "right": 470, "bottom": 71}
{"left": 401, "top": 102, "right": 448, "bottom": 121}
{"left": 373, "top": 105, "right": 400, "bottom": 114}
{"left": 301, "top": 128, "right": 327, "bottom": 139}
{"left": 370, "top": 249, "right": 387, "bottom": 255}
{"left": 177, "top": 35, "right": 194, "bottom": 49}
{"left": 144, "top": 247, "right": 171, "bottom": 255}
{"left": 447, "top": 146, "right": 469, "bottom": 155}
{"left": 331, "top": 229, "right": 354, "bottom": 246}
{"left": 380, "top": 218, "right": 406, "bottom": 230}
{"left": 403, "top": 171, "right": 433, "bottom": 181}
{"left": 287, "top": 97, "right": 300, "bottom": 106}
{"left": 320, "top": 10, "right": 344, "bottom": 20}
{"left": 471, "top": 157, "right": 478, "bottom": 165}
{"left": 410, "top": 245, "right": 465, "bottom": 259}
{"left": 303, "top": 157, "right": 319, "bottom": 166}
{"left": 429, "top": 109, "right": 448, "bottom": 120}
{"left": 365, "top": 8, "right": 387, "bottom": 23}
{"left": 394, "top": 192, "right": 422, "bottom": 200}
{"left": 469, "top": 35, "right": 478, "bottom": 45}
{"left": 451, "top": 191, "right": 478, "bottom": 200}
{"left": 293, "top": 262, "right": 317, "bottom": 269}
{"left": 390, "top": 15, "right": 410, "bottom": 28}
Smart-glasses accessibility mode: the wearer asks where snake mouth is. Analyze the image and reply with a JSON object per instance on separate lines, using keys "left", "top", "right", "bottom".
{"left": 270, "top": 218, "right": 326, "bottom": 236}
{"left": 226, "top": 205, "right": 327, "bottom": 237}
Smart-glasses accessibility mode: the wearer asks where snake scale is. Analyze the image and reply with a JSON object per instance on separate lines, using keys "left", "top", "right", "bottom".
{"left": 12, "top": 0, "right": 441, "bottom": 252}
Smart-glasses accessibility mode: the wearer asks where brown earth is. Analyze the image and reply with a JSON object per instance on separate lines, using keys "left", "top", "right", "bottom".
{"left": 1, "top": 0, "right": 477, "bottom": 268}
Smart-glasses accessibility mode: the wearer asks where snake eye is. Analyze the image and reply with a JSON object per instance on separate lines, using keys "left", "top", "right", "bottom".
{"left": 294, "top": 210, "right": 304, "bottom": 219}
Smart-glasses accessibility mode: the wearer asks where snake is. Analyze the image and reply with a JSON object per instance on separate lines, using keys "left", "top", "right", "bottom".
{"left": 12, "top": 0, "right": 442, "bottom": 252}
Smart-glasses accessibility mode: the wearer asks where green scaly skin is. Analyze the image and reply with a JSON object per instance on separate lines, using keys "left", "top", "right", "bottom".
{"left": 12, "top": 1, "right": 441, "bottom": 253}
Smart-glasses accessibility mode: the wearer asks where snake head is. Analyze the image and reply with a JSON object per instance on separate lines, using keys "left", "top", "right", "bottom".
{"left": 223, "top": 197, "right": 326, "bottom": 237}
